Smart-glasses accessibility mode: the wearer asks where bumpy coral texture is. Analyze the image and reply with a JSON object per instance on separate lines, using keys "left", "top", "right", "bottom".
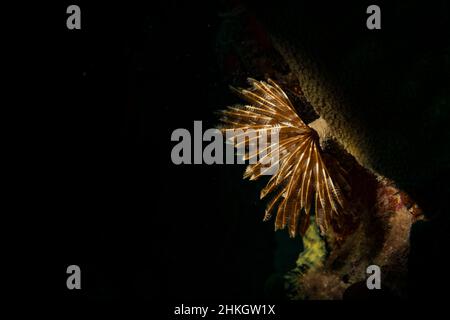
{"left": 215, "top": 3, "right": 426, "bottom": 299}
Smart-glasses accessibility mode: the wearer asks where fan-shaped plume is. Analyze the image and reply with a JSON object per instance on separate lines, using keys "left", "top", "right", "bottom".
{"left": 219, "top": 78, "right": 352, "bottom": 237}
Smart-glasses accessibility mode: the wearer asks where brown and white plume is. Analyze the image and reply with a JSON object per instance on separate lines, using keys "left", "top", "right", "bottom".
{"left": 219, "top": 78, "right": 353, "bottom": 238}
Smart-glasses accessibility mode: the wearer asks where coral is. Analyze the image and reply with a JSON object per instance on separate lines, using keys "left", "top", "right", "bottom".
{"left": 286, "top": 169, "right": 422, "bottom": 299}
{"left": 214, "top": 2, "right": 439, "bottom": 299}
{"left": 272, "top": 39, "right": 372, "bottom": 172}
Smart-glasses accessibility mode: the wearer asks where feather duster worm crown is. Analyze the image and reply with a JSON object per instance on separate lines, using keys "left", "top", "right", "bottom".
{"left": 219, "top": 78, "right": 354, "bottom": 237}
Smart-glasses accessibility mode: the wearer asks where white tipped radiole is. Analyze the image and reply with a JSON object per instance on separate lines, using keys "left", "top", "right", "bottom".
{"left": 220, "top": 78, "right": 352, "bottom": 237}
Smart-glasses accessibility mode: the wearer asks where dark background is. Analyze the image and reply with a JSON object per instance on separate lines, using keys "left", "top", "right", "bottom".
{"left": 23, "top": 0, "right": 449, "bottom": 305}
{"left": 44, "top": 1, "right": 290, "bottom": 302}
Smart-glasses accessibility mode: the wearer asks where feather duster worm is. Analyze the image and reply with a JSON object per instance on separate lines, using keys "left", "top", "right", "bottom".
{"left": 219, "top": 78, "right": 356, "bottom": 238}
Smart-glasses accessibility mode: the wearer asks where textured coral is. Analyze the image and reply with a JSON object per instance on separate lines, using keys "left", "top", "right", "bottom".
{"left": 286, "top": 166, "right": 422, "bottom": 299}
{"left": 272, "top": 40, "right": 372, "bottom": 173}
{"left": 250, "top": 1, "right": 450, "bottom": 216}
{"left": 214, "top": 1, "right": 438, "bottom": 299}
